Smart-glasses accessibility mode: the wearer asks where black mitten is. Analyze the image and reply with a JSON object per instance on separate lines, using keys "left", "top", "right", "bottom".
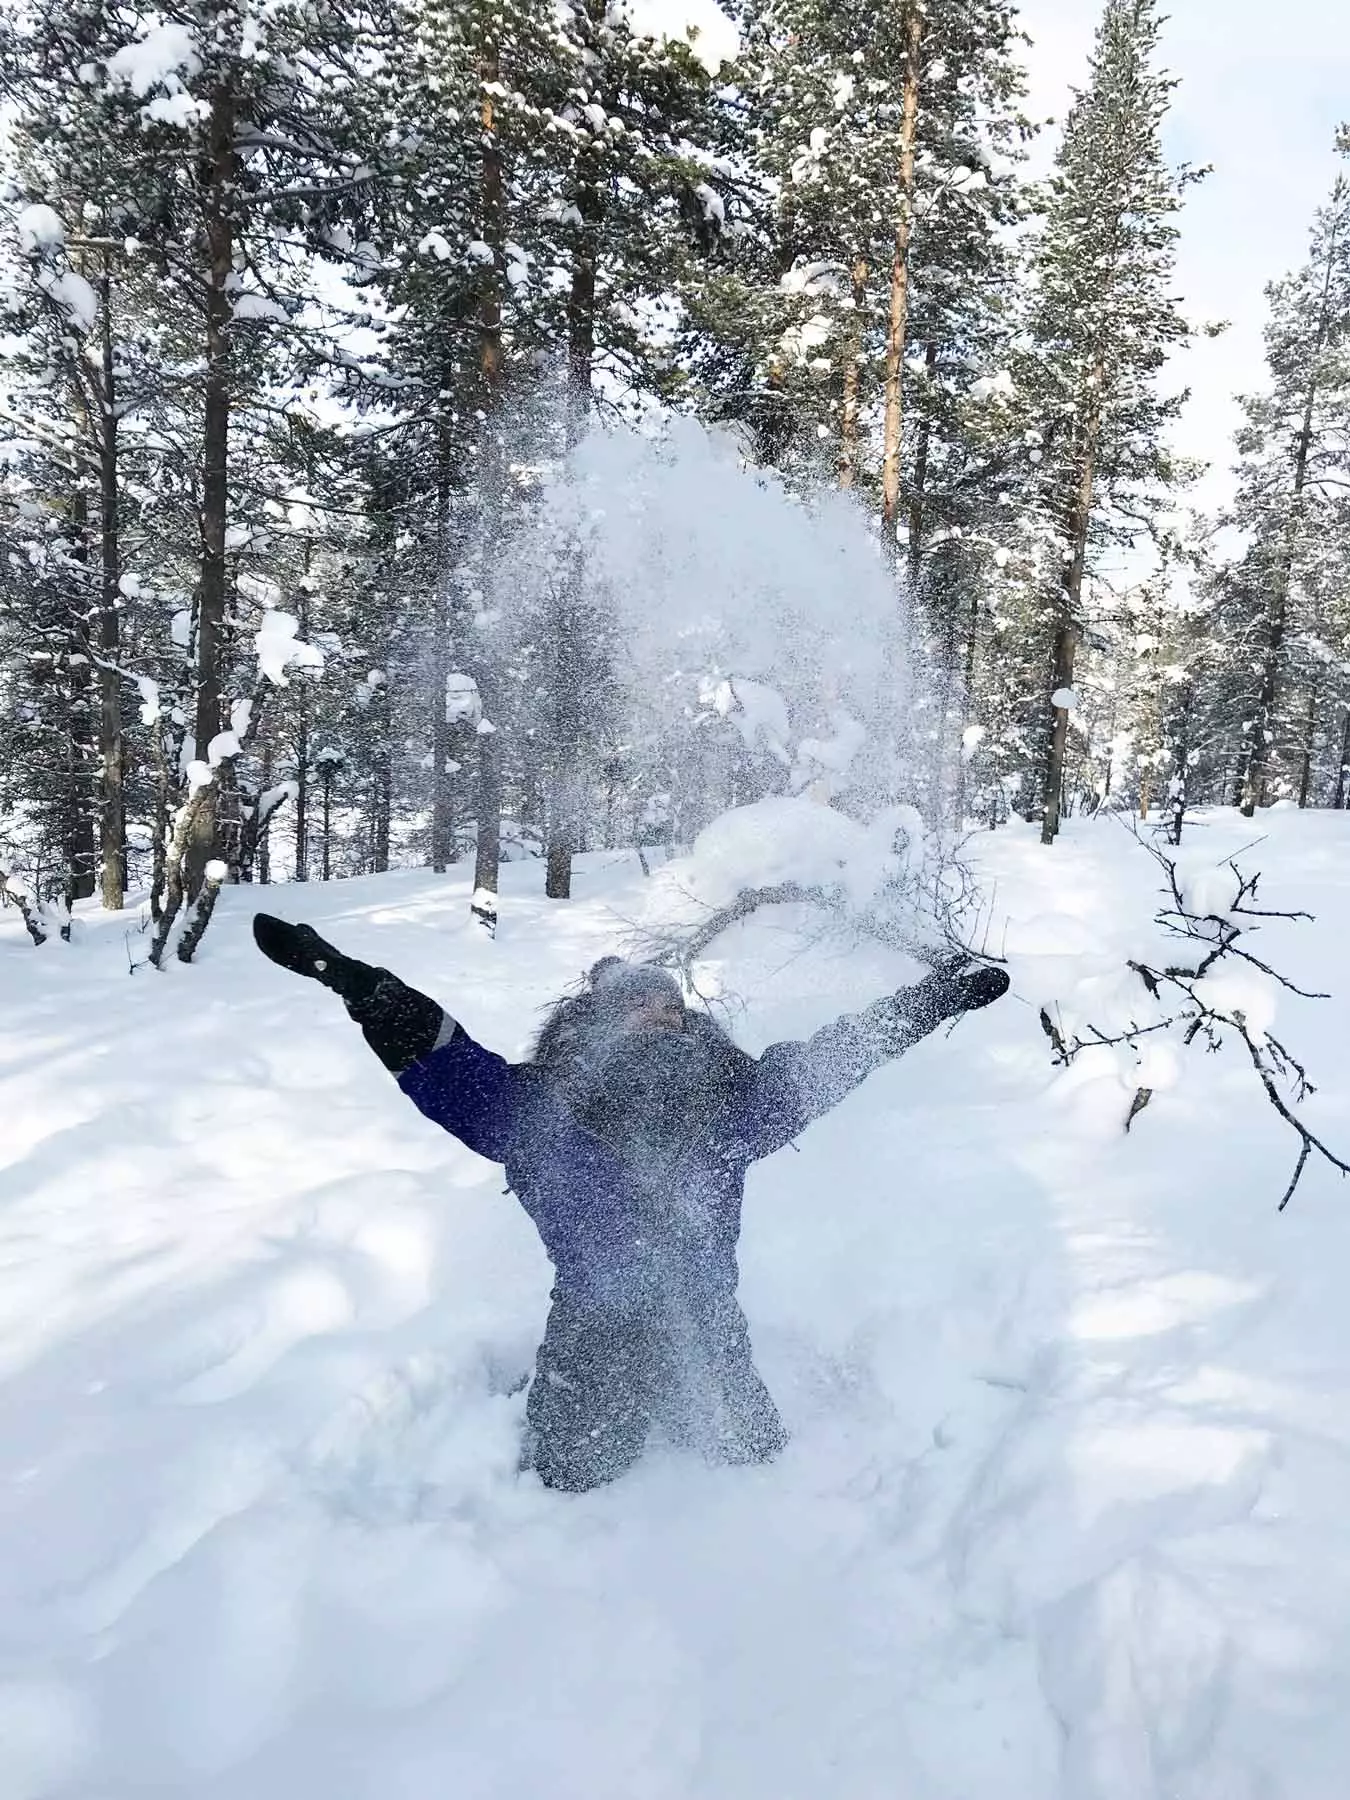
{"left": 253, "top": 914, "right": 380, "bottom": 1005}
{"left": 923, "top": 954, "right": 1011, "bottom": 1018}
{"left": 252, "top": 913, "right": 445, "bottom": 1073}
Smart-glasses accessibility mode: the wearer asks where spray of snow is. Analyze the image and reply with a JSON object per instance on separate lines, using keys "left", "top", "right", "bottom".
{"left": 648, "top": 794, "right": 934, "bottom": 936}
{"left": 501, "top": 417, "right": 906, "bottom": 802}
{"left": 703, "top": 677, "right": 792, "bottom": 767}
{"left": 445, "top": 673, "right": 482, "bottom": 725}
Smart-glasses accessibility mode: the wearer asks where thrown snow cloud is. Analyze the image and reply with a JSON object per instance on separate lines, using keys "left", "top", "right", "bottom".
{"left": 548, "top": 417, "right": 905, "bottom": 773}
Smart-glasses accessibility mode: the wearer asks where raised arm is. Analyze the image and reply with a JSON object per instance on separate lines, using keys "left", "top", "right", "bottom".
{"left": 737, "top": 957, "right": 1010, "bottom": 1162}
{"left": 252, "top": 914, "right": 519, "bottom": 1164}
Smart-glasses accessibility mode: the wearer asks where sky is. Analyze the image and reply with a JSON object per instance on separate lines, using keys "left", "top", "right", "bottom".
{"left": 641, "top": 0, "right": 1350, "bottom": 518}
{"left": 1017, "top": 0, "right": 1350, "bottom": 514}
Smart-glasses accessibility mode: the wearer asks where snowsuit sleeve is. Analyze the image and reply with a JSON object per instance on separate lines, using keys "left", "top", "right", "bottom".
{"left": 736, "top": 990, "right": 943, "bottom": 1163}
{"left": 396, "top": 1022, "right": 521, "bottom": 1165}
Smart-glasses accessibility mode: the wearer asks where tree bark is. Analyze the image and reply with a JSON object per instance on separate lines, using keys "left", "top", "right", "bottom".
{"left": 952, "top": 589, "right": 981, "bottom": 828}
{"left": 150, "top": 714, "right": 169, "bottom": 920}
{"left": 256, "top": 742, "right": 272, "bottom": 884}
{"left": 547, "top": 73, "right": 606, "bottom": 903}
{"left": 294, "top": 574, "right": 310, "bottom": 880}
{"left": 64, "top": 484, "right": 97, "bottom": 903}
{"left": 837, "top": 259, "right": 868, "bottom": 490}
{"left": 1231, "top": 742, "right": 1251, "bottom": 809}
{"left": 430, "top": 435, "right": 455, "bottom": 873}
{"left": 472, "top": 718, "right": 502, "bottom": 935}
{"left": 906, "top": 340, "right": 939, "bottom": 594}
{"left": 1297, "top": 679, "right": 1320, "bottom": 808}
{"left": 1335, "top": 708, "right": 1350, "bottom": 810}
{"left": 1041, "top": 356, "right": 1104, "bottom": 845}
{"left": 185, "top": 81, "right": 237, "bottom": 899}
{"left": 471, "top": 42, "right": 506, "bottom": 929}
{"left": 372, "top": 683, "right": 392, "bottom": 873}
{"left": 96, "top": 249, "right": 125, "bottom": 909}
{"left": 1168, "top": 679, "right": 1195, "bottom": 845}
{"left": 174, "top": 863, "right": 226, "bottom": 964}
{"left": 879, "top": 5, "right": 925, "bottom": 560}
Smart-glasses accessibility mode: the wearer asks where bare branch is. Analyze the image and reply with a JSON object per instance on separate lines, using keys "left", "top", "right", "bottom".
{"left": 1056, "top": 827, "right": 1350, "bottom": 1210}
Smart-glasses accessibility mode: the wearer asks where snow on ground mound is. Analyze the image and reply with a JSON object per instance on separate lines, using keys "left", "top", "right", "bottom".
{"left": 3, "top": 813, "right": 1350, "bottom": 1797}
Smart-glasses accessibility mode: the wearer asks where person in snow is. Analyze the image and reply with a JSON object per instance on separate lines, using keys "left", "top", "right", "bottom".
{"left": 252, "top": 914, "right": 1009, "bottom": 1493}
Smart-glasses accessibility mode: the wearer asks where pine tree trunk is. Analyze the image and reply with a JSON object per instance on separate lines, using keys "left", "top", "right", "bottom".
{"left": 924, "top": 558, "right": 961, "bottom": 828}
{"left": 1242, "top": 207, "right": 1342, "bottom": 818}
{"left": 1335, "top": 708, "right": 1350, "bottom": 809}
{"left": 1165, "top": 672, "right": 1197, "bottom": 844}
{"left": 1231, "top": 742, "right": 1251, "bottom": 809}
{"left": 1041, "top": 358, "right": 1104, "bottom": 846}
{"left": 294, "top": 582, "right": 310, "bottom": 880}
{"left": 473, "top": 719, "right": 502, "bottom": 935}
{"left": 1042, "top": 617, "right": 1082, "bottom": 845}
{"left": 257, "top": 742, "right": 273, "bottom": 885}
{"left": 150, "top": 715, "right": 169, "bottom": 920}
{"left": 186, "top": 82, "right": 236, "bottom": 900}
{"left": 321, "top": 773, "right": 332, "bottom": 879}
{"left": 372, "top": 684, "right": 392, "bottom": 873}
{"left": 906, "top": 341, "right": 939, "bottom": 594}
{"left": 471, "top": 43, "right": 506, "bottom": 930}
{"left": 65, "top": 667, "right": 98, "bottom": 904}
{"left": 1298, "top": 680, "right": 1320, "bottom": 808}
{"left": 96, "top": 252, "right": 125, "bottom": 910}
{"left": 430, "top": 438, "right": 455, "bottom": 873}
{"left": 952, "top": 588, "right": 980, "bottom": 828}
{"left": 547, "top": 104, "right": 604, "bottom": 903}
{"left": 837, "top": 260, "right": 868, "bottom": 490}
{"left": 65, "top": 486, "right": 97, "bottom": 903}
{"left": 879, "top": 4, "right": 924, "bottom": 560}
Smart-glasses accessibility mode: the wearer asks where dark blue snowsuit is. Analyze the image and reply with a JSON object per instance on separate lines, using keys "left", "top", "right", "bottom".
{"left": 250, "top": 907, "right": 1005, "bottom": 1494}
{"left": 395, "top": 996, "right": 933, "bottom": 1491}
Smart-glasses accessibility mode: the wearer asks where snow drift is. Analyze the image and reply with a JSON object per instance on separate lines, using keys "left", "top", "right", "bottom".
{"left": 3, "top": 809, "right": 1350, "bottom": 1798}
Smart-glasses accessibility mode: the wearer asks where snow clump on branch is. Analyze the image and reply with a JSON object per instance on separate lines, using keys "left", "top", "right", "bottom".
{"left": 255, "top": 609, "right": 324, "bottom": 687}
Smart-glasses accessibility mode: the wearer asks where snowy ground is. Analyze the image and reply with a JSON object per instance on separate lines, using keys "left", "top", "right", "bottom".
{"left": 4, "top": 808, "right": 1350, "bottom": 1799}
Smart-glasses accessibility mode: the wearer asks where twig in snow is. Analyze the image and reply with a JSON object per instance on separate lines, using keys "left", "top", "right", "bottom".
{"left": 1047, "top": 823, "right": 1348, "bottom": 1211}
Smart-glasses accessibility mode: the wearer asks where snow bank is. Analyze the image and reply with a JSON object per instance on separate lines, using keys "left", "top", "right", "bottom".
{"left": 3, "top": 810, "right": 1350, "bottom": 1799}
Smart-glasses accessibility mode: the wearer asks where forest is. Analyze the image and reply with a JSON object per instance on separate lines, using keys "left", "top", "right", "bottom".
{"left": 0, "top": 0, "right": 1347, "bottom": 955}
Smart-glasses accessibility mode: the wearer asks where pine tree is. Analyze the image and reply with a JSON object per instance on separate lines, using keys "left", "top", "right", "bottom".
{"left": 1019, "top": 0, "right": 1197, "bottom": 844}
{"left": 724, "top": 0, "right": 1028, "bottom": 511}
{"left": 1226, "top": 145, "right": 1350, "bottom": 817}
